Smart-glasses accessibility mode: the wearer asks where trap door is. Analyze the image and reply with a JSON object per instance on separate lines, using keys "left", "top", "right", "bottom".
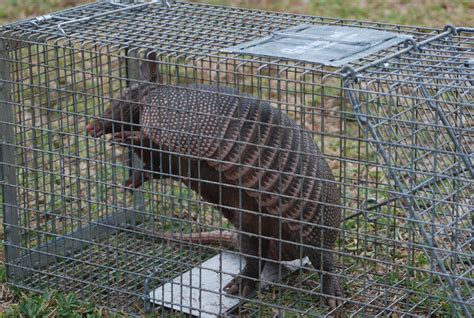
{"left": 342, "top": 30, "right": 473, "bottom": 315}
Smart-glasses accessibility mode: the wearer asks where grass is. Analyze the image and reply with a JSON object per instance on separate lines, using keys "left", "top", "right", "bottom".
{"left": 191, "top": 0, "right": 473, "bottom": 27}
{"left": 1, "top": 0, "right": 472, "bottom": 317}
{"left": 0, "top": 0, "right": 472, "bottom": 28}
{"left": 0, "top": 0, "right": 89, "bottom": 26}
{"left": 2, "top": 290, "right": 126, "bottom": 317}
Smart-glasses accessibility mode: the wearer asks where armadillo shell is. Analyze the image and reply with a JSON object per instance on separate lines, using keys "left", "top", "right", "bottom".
{"left": 284, "top": 147, "right": 325, "bottom": 233}
{"left": 245, "top": 110, "right": 282, "bottom": 193}
{"left": 253, "top": 122, "right": 293, "bottom": 205}
{"left": 208, "top": 97, "right": 253, "bottom": 168}
{"left": 259, "top": 118, "right": 300, "bottom": 208}
{"left": 283, "top": 174, "right": 315, "bottom": 219}
{"left": 143, "top": 85, "right": 249, "bottom": 158}
{"left": 265, "top": 134, "right": 311, "bottom": 216}
{"left": 215, "top": 100, "right": 261, "bottom": 173}
{"left": 224, "top": 102, "right": 274, "bottom": 183}
{"left": 142, "top": 84, "right": 332, "bottom": 235}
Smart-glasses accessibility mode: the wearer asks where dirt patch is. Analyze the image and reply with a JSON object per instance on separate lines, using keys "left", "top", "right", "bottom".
{"left": 0, "top": 280, "right": 16, "bottom": 314}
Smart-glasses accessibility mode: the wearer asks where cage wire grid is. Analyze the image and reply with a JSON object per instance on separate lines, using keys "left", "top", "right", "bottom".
{"left": 0, "top": 0, "right": 472, "bottom": 317}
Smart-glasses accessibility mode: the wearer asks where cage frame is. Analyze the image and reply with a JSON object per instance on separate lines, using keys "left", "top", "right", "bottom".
{"left": 1, "top": 0, "right": 472, "bottom": 316}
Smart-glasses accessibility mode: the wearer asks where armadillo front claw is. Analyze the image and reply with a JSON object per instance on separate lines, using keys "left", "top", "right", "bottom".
{"left": 123, "top": 170, "right": 151, "bottom": 191}
{"left": 223, "top": 276, "right": 256, "bottom": 298}
{"left": 322, "top": 274, "right": 344, "bottom": 310}
{"left": 112, "top": 131, "right": 142, "bottom": 145}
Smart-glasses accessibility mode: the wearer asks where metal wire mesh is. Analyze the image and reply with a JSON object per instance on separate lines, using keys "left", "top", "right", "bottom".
{"left": 1, "top": 1, "right": 472, "bottom": 317}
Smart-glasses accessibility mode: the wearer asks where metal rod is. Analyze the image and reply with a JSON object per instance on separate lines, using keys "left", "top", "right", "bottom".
{"left": 17, "top": 206, "right": 144, "bottom": 273}
{"left": 362, "top": 115, "right": 472, "bottom": 318}
{"left": 0, "top": 1, "right": 471, "bottom": 316}
{"left": 344, "top": 166, "right": 471, "bottom": 221}
{"left": 342, "top": 26, "right": 457, "bottom": 80}
{"left": 419, "top": 85, "right": 473, "bottom": 179}
{"left": 57, "top": 2, "right": 153, "bottom": 34}
{"left": 0, "top": 40, "right": 22, "bottom": 280}
{"left": 125, "top": 48, "right": 146, "bottom": 227}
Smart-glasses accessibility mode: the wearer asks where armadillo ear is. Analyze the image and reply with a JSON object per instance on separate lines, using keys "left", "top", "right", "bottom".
{"left": 140, "top": 51, "right": 160, "bottom": 83}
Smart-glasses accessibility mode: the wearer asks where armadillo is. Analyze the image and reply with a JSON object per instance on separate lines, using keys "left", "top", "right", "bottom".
{"left": 87, "top": 83, "right": 343, "bottom": 308}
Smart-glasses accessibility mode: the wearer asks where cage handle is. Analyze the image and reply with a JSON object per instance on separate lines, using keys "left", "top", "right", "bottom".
{"left": 55, "top": 0, "right": 170, "bottom": 34}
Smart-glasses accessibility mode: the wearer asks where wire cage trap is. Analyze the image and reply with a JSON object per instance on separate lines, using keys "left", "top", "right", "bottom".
{"left": 0, "top": 0, "right": 472, "bottom": 317}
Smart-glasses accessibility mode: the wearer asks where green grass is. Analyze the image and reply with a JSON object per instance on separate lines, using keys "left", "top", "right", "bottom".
{"left": 0, "top": 0, "right": 90, "bottom": 26}
{"left": 2, "top": 290, "right": 125, "bottom": 317}
{"left": 0, "top": 0, "right": 472, "bottom": 28}
{"left": 1, "top": 0, "right": 472, "bottom": 317}
{"left": 191, "top": 0, "right": 473, "bottom": 28}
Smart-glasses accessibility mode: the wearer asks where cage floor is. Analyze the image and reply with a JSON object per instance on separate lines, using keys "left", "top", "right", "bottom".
{"left": 9, "top": 229, "right": 460, "bottom": 317}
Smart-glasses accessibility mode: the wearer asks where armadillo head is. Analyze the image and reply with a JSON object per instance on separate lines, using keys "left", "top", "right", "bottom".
{"left": 86, "top": 83, "right": 150, "bottom": 137}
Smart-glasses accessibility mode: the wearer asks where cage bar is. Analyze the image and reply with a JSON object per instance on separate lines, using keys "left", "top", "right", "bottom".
{"left": 1, "top": 39, "right": 22, "bottom": 280}
{"left": 1, "top": 1, "right": 472, "bottom": 317}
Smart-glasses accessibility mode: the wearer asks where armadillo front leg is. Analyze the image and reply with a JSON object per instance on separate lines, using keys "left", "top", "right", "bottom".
{"left": 113, "top": 131, "right": 154, "bottom": 190}
{"left": 224, "top": 232, "right": 269, "bottom": 297}
{"left": 124, "top": 168, "right": 152, "bottom": 190}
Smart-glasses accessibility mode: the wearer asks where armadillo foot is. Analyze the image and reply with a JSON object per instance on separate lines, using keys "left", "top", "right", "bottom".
{"left": 112, "top": 131, "right": 142, "bottom": 145}
{"left": 322, "top": 273, "right": 344, "bottom": 310}
{"left": 223, "top": 275, "right": 257, "bottom": 298}
{"left": 123, "top": 170, "right": 151, "bottom": 191}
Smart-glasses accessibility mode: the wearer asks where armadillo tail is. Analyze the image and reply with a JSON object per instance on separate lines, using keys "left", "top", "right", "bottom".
{"left": 132, "top": 227, "right": 238, "bottom": 249}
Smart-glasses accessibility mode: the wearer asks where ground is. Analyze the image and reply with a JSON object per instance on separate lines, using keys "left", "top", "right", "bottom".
{"left": 0, "top": 0, "right": 472, "bottom": 316}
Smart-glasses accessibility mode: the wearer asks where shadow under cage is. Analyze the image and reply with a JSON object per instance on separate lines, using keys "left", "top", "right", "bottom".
{"left": 0, "top": 1, "right": 472, "bottom": 317}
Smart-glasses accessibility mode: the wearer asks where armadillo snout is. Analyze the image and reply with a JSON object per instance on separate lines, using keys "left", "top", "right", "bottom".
{"left": 86, "top": 121, "right": 103, "bottom": 137}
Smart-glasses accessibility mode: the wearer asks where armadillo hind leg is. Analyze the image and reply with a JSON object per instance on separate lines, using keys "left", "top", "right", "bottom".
{"left": 304, "top": 245, "right": 343, "bottom": 310}
{"left": 224, "top": 232, "right": 269, "bottom": 297}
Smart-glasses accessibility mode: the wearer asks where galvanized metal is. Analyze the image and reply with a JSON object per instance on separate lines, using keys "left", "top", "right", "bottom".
{"left": 15, "top": 206, "right": 144, "bottom": 275}
{"left": 125, "top": 47, "right": 146, "bottom": 227}
{"left": 222, "top": 25, "right": 413, "bottom": 67}
{"left": 57, "top": 2, "right": 153, "bottom": 34}
{"left": 344, "top": 79, "right": 471, "bottom": 317}
{"left": 148, "top": 252, "right": 310, "bottom": 317}
{"left": 340, "top": 25, "right": 460, "bottom": 81}
{"left": 0, "top": 1, "right": 472, "bottom": 317}
{"left": 0, "top": 39, "right": 22, "bottom": 280}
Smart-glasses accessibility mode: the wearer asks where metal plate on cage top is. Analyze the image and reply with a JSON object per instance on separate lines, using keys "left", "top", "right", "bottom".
{"left": 222, "top": 25, "right": 413, "bottom": 67}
